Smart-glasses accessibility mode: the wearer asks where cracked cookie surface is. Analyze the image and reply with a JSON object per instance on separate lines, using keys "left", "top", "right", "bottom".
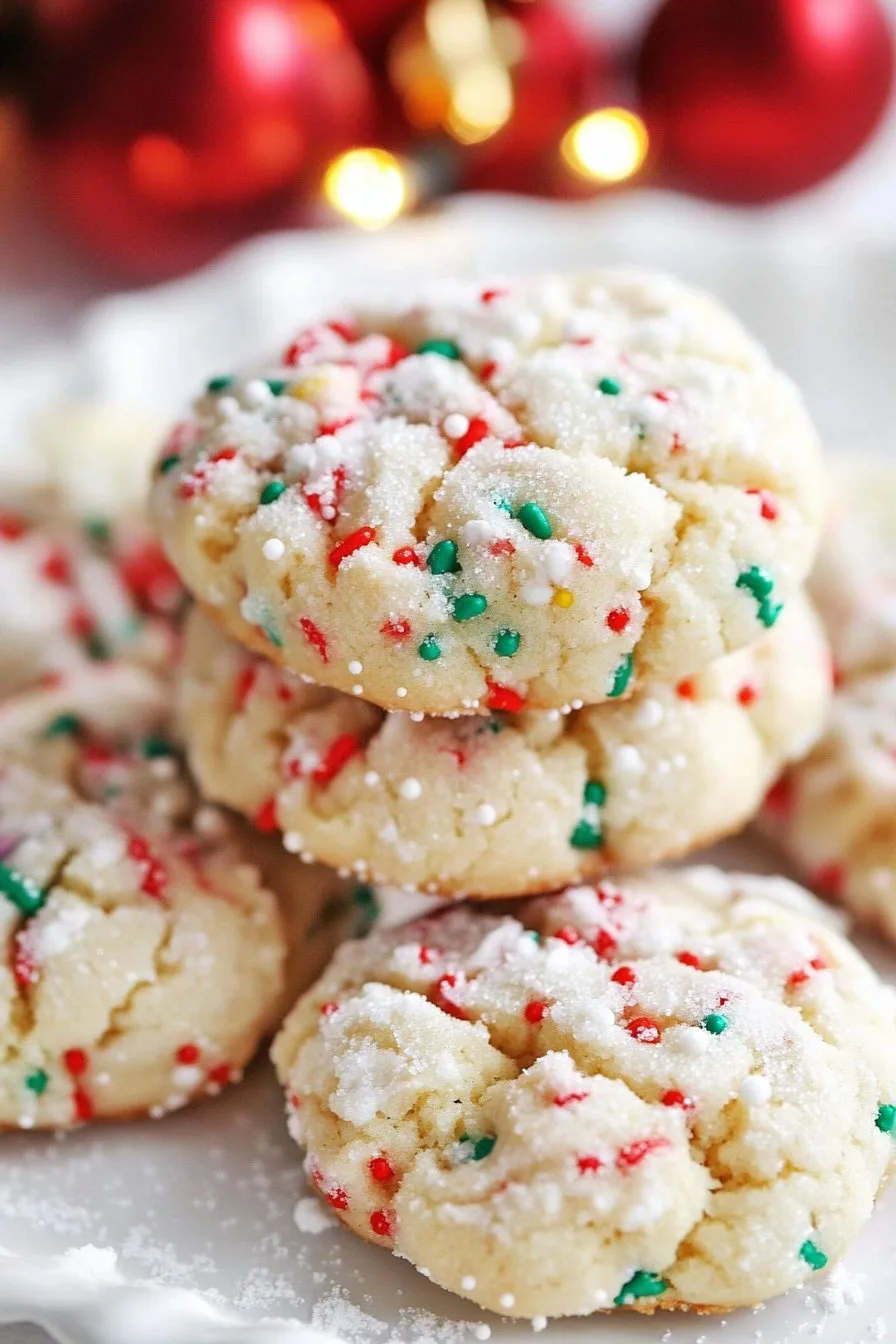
{"left": 273, "top": 868, "right": 896, "bottom": 1318}
{"left": 179, "top": 594, "right": 831, "bottom": 897}
{"left": 0, "top": 665, "right": 355, "bottom": 1129}
{"left": 150, "top": 270, "right": 824, "bottom": 715}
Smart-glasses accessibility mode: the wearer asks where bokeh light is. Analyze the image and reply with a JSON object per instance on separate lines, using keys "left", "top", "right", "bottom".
{"left": 561, "top": 107, "right": 649, "bottom": 184}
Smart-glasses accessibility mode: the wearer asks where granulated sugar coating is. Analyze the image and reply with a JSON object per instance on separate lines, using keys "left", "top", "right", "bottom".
{"left": 273, "top": 868, "right": 896, "bottom": 1320}
{"left": 177, "top": 595, "right": 830, "bottom": 897}
{"left": 151, "top": 271, "right": 825, "bottom": 715}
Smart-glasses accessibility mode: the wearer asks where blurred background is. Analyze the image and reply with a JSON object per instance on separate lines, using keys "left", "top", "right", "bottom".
{"left": 0, "top": 0, "right": 894, "bottom": 358}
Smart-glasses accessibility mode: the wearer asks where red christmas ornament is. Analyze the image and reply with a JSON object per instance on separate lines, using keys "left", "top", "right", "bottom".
{"left": 461, "top": 2, "right": 614, "bottom": 195}
{"left": 330, "top": 0, "right": 420, "bottom": 50}
{"left": 637, "top": 0, "right": 895, "bottom": 204}
{"left": 26, "top": 0, "right": 373, "bottom": 278}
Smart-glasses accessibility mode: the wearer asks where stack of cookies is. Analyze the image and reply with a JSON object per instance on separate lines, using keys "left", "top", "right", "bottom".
{"left": 147, "top": 272, "right": 896, "bottom": 1320}
{"left": 3, "top": 270, "right": 896, "bottom": 1326}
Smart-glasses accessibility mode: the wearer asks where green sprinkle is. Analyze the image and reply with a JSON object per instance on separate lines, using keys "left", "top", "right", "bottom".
{"left": 206, "top": 375, "right": 234, "bottom": 393}
{"left": 427, "top": 539, "right": 460, "bottom": 574}
{"left": 583, "top": 779, "right": 606, "bottom": 806}
{"left": 736, "top": 566, "right": 775, "bottom": 601}
{"left": 84, "top": 518, "right": 110, "bottom": 545}
{"left": 141, "top": 734, "right": 174, "bottom": 759}
{"left": 452, "top": 593, "right": 488, "bottom": 622}
{"left": 494, "top": 629, "right": 521, "bottom": 657}
{"left": 758, "top": 597, "right": 783, "bottom": 629}
{"left": 44, "top": 713, "right": 82, "bottom": 738}
{"left": 24, "top": 1069, "right": 48, "bottom": 1096}
{"left": 417, "top": 338, "right": 462, "bottom": 360}
{"left": 516, "top": 502, "right": 552, "bottom": 540}
{"left": 157, "top": 454, "right": 181, "bottom": 475}
{"left": 876, "top": 1103, "right": 896, "bottom": 1134}
{"left": 614, "top": 1270, "right": 667, "bottom": 1306}
{"left": 263, "top": 619, "right": 283, "bottom": 649}
{"left": 570, "top": 821, "right": 603, "bottom": 850}
{"left": 608, "top": 653, "right": 634, "bottom": 698}
{"left": 418, "top": 635, "right": 442, "bottom": 661}
{"left": 702, "top": 1012, "right": 729, "bottom": 1035}
{"left": 598, "top": 376, "right": 622, "bottom": 396}
{"left": 0, "top": 863, "right": 46, "bottom": 916}
{"left": 352, "top": 883, "right": 380, "bottom": 937}
{"left": 265, "top": 378, "right": 288, "bottom": 395}
{"left": 494, "top": 497, "right": 513, "bottom": 515}
{"left": 85, "top": 631, "right": 110, "bottom": 661}
{"left": 459, "top": 1133, "right": 497, "bottom": 1161}
{"left": 799, "top": 1240, "right": 828, "bottom": 1272}
{"left": 259, "top": 480, "right": 287, "bottom": 506}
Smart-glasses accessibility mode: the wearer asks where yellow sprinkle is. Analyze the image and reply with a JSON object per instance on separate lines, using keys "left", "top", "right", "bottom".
{"left": 289, "top": 372, "right": 330, "bottom": 401}
{"left": 553, "top": 588, "right": 574, "bottom": 608}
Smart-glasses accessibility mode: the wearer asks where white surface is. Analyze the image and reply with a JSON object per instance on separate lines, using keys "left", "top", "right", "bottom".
{"left": 2, "top": 193, "right": 896, "bottom": 1344}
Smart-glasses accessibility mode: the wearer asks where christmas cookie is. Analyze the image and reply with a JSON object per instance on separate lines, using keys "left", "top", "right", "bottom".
{"left": 150, "top": 270, "right": 824, "bottom": 714}
{"left": 808, "top": 457, "right": 896, "bottom": 682}
{"left": 0, "top": 511, "right": 183, "bottom": 700}
{"left": 178, "top": 593, "right": 830, "bottom": 897}
{"left": 273, "top": 868, "right": 896, "bottom": 1319}
{"left": 0, "top": 667, "right": 356, "bottom": 1129}
{"left": 761, "top": 670, "right": 896, "bottom": 942}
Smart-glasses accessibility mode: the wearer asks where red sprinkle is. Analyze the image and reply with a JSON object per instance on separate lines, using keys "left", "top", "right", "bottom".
{"left": 592, "top": 928, "right": 618, "bottom": 960}
{"left": 676, "top": 951, "right": 701, "bottom": 969}
{"left": 576, "top": 1154, "right": 603, "bottom": 1174}
{"left": 524, "top": 999, "right": 548, "bottom": 1024}
{"left": 369, "top": 1209, "right": 394, "bottom": 1237}
{"left": 209, "top": 447, "right": 238, "bottom": 464}
{"left": 627, "top": 1016, "right": 662, "bottom": 1044}
{"left": 606, "top": 608, "right": 630, "bottom": 633}
{"left": 616, "top": 1137, "right": 671, "bottom": 1169}
{"left": 553, "top": 925, "right": 581, "bottom": 946}
{"left": 209, "top": 1064, "right": 232, "bottom": 1087}
{"left": 0, "top": 513, "right": 28, "bottom": 539}
{"left": 432, "top": 973, "right": 468, "bottom": 1021}
{"left": 312, "top": 734, "right": 361, "bottom": 785}
{"left": 611, "top": 965, "right": 636, "bottom": 986}
{"left": 305, "top": 464, "right": 347, "bottom": 521}
{"left": 747, "top": 488, "right": 779, "bottom": 521}
{"left": 63, "top": 1048, "right": 88, "bottom": 1077}
{"left": 763, "top": 776, "right": 794, "bottom": 816}
{"left": 454, "top": 417, "right": 490, "bottom": 458}
{"left": 737, "top": 683, "right": 759, "bottom": 707}
{"left": 676, "top": 678, "right": 696, "bottom": 700}
{"left": 73, "top": 1088, "right": 94, "bottom": 1122}
{"left": 325, "top": 1186, "right": 349, "bottom": 1211}
{"left": 553, "top": 1090, "right": 589, "bottom": 1108}
{"left": 127, "top": 836, "right": 168, "bottom": 901}
{"left": 328, "top": 526, "right": 376, "bottom": 569}
{"left": 574, "top": 543, "right": 595, "bottom": 568}
{"left": 68, "top": 606, "right": 95, "bottom": 639}
{"left": 254, "top": 797, "right": 279, "bottom": 832}
{"left": 418, "top": 945, "right": 436, "bottom": 965}
{"left": 392, "top": 546, "right": 425, "bottom": 568}
{"left": 381, "top": 617, "right": 411, "bottom": 641}
{"left": 329, "top": 319, "right": 359, "bottom": 342}
{"left": 661, "top": 1089, "right": 693, "bottom": 1110}
{"left": 480, "top": 287, "right": 507, "bottom": 304}
{"left": 320, "top": 1002, "right": 340, "bottom": 1018}
{"left": 176, "top": 1044, "right": 200, "bottom": 1065}
{"left": 812, "top": 863, "right": 844, "bottom": 895}
{"left": 235, "top": 665, "right": 259, "bottom": 709}
{"left": 489, "top": 539, "right": 515, "bottom": 558}
{"left": 13, "top": 935, "right": 37, "bottom": 988}
{"left": 479, "top": 359, "right": 498, "bottom": 381}
{"left": 787, "top": 956, "right": 828, "bottom": 990}
{"left": 485, "top": 681, "right": 525, "bottom": 713}
{"left": 369, "top": 1156, "right": 395, "bottom": 1184}
{"left": 40, "top": 547, "right": 72, "bottom": 585}
{"left": 298, "top": 616, "right": 330, "bottom": 663}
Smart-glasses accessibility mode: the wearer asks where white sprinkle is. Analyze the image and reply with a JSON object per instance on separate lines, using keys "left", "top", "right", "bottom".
{"left": 614, "top": 744, "right": 645, "bottom": 777}
{"left": 293, "top": 1196, "right": 336, "bottom": 1234}
{"left": 364, "top": 771, "right": 381, "bottom": 787}
{"left": 499, "top": 1294, "right": 515, "bottom": 1310}
{"left": 194, "top": 805, "right": 226, "bottom": 838}
{"left": 633, "top": 696, "right": 664, "bottom": 729}
{"left": 399, "top": 778, "right": 423, "bottom": 801}
{"left": 283, "top": 831, "right": 303, "bottom": 853}
{"left": 263, "top": 537, "right": 285, "bottom": 561}
{"left": 677, "top": 1026, "right": 710, "bottom": 1056}
{"left": 149, "top": 756, "right": 178, "bottom": 780}
{"left": 470, "top": 803, "right": 498, "bottom": 826}
{"left": 216, "top": 395, "right": 240, "bottom": 418}
{"left": 396, "top": 687, "right": 408, "bottom": 698}
{"left": 418, "top": 1267, "right": 431, "bottom": 1279}
{"left": 521, "top": 580, "right": 553, "bottom": 606}
{"left": 352, "top": 685, "right": 364, "bottom": 695}
{"left": 739, "top": 1073, "right": 772, "bottom": 1105}
{"left": 443, "top": 412, "right": 470, "bottom": 439}
{"left": 461, "top": 1275, "right": 477, "bottom": 1291}
{"left": 532, "top": 1317, "right": 548, "bottom": 1333}
{"left": 474, "top": 1326, "right": 491, "bottom": 1341}
{"left": 172, "top": 1065, "right": 202, "bottom": 1090}
{"left": 348, "top": 659, "right": 363, "bottom": 675}
{"left": 244, "top": 378, "right": 273, "bottom": 405}
{"left": 17, "top": 1115, "right": 35, "bottom": 1130}
{"left": 410, "top": 711, "right": 425, "bottom": 722}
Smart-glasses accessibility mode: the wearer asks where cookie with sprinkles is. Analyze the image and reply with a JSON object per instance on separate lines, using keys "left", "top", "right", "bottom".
{"left": 0, "top": 510, "right": 184, "bottom": 701}
{"left": 150, "top": 270, "right": 825, "bottom": 715}
{"left": 273, "top": 867, "right": 896, "bottom": 1319}
{"left": 177, "top": 593, "right": 830, "bottom": 897}
{"left": 0, "top": 666, "right": 361, "bottom": 1129}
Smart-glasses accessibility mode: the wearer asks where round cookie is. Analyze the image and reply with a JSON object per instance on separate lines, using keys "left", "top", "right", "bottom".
{"left": 761, "top": 670, "right": 896, "bottom": 942}
{"left": 273, "top": 868, "right": 896, "bottom": 1319}
{"left": 808, "top": 457, "right": 896, "bottom": 681}
{"left": 150, "top": 270, "right": 824, "bottom": 715}
{"left": 178, "top": 594, "right": 831, "bottom": 898}
{"left": 0, "top": 667, "right": 357, "bottom": 1129}
{"left": 0, "top": 511, "right": 183, "bottom": 700}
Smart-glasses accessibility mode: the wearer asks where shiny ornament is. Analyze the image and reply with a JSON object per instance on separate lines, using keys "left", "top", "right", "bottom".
{"left": 637, "top": 0, "right": 895, "bottom": 204}
{"left": 26, "top": 0, "right": 372, "bottom": 278}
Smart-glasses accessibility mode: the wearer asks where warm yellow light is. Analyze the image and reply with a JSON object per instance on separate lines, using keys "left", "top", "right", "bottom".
{"left": 561, "top": 107, "right": 649, "bottom": 184}
{"left": 322, "top": 148, "right": 411, "bottom": 229}
{"left": 447, "top": 61, "right": 513, "bottom": 144}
